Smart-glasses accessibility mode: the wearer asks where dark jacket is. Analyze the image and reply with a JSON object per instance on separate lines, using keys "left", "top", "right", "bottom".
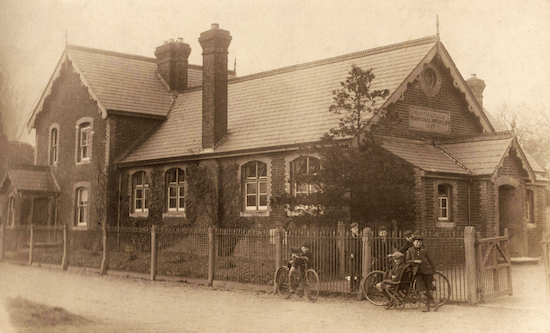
{"left": 398, "top": 240, "right": 414, "bottom": 254}
{"left": 405, "top": 246, "right": 436, "bottom": 276}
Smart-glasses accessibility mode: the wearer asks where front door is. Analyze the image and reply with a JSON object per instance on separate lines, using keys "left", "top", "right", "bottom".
{"left": 32, "top": 198, "right": 51, "bottom": 243}
{"left": 499, "top": 185, "right": 522, "bottom": 257}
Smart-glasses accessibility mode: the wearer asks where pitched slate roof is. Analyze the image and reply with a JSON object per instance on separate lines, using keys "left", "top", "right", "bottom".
{"left": 120, "top": 36, "right": 439, "bottom": 164}
{"left": 377, "top": 136, "right": 470, "bottom": 175}
{"left": 28, "top": 45, "right": 238, "bottom": 129}
{"left": 1, "top": 165, "right": 59, "bottom": 194}
{"left": 436, "top": 133, "right": 515, "bottom": 175}
{"left": 66, "top": 46, "right": 175, "bottom": 117}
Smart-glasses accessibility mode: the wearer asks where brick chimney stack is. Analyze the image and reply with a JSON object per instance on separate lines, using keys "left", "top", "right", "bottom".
{"left": 155, "top": 38, "right": 191, "bottom": 92}
{"left": 466, "top": 74, "right": 486, "bottom": 108}
{"left": 198, "top": 23, "right": 232, "bottom": 149}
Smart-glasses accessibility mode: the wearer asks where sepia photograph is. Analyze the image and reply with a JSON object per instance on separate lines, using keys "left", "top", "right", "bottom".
{"left": 0, "top": 0, "right": 549, "bottom": 332}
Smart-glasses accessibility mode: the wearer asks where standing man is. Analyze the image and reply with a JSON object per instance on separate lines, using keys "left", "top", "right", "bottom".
{"left": 348, "top": 222, "right": 362, "bottom": 292}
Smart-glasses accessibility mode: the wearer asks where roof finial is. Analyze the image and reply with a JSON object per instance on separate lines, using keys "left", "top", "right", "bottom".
{"left": 234, "top": 58, "right": 237, "bottom": 73}
{"left": 436, "top": 15, "right": 440, "bottom": 38}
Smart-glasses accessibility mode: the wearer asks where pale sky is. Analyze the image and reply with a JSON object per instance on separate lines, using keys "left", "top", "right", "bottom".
{"left": 1, "top": 0, "right": 549, "bottom": 145}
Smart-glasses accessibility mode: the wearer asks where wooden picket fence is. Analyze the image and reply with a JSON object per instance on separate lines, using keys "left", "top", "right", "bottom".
{"left": 0, "top": 223, "right": 511, "bottom": 304}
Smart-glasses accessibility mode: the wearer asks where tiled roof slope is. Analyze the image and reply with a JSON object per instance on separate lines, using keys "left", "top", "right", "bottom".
{"left": 67, "top": 46, "right": 175, "bottom": 117}
{"left": 3, "top": 166, "right": 59, "bottom": 193}
{"left": 121, "top": 36, "right": 438, "bottom": 163}
{"left": 436, "top": 133, "right": 514, "bottom": 175}
{"left": 377, "top": 136, "right": 470, "bottom": 174}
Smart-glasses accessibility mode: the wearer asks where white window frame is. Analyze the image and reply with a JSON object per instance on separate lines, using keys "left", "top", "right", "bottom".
{"left": 243, "top": 161, "right": 268, "bottom": 211}
{"left": 166, "top": 168, "right": 185, "bottom": 212}
{"left": 438, "top": 184, "right": 450, "bottom": 221}
{"left": 49, "top": 126, "right": 59, "bottom": 165}
{"left": 133, "top": 171, "right": 150, "bottom": 213}
{"left": 290, "top": 156, "right": 320, "bottom": 196}
{"left": 76, "top": 187, "right": 89, "bottom": 227}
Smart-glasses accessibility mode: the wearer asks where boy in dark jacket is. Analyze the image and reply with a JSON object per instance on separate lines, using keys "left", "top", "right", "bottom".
{"left": 289, "top": 241, "right": 313, "bottom": 293}
{"left": 406, "top": 235, "right": 439, "bottom": 312}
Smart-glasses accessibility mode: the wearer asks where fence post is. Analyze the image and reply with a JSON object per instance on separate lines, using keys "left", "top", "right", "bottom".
{"left": 150, "top": 225, "right": 157, "bottom": 281}
{"left": 357, "top": 227, "right": 372, "bottom": 301}
{"left": 504, "top": 228, "right": 512, "bottom": 296}
{"left": 61, "top": 224, "right": 68, "bottom": 270}
{"left": 274, "top": 227, "right": 283, "bottom": 293}
{"left": 337, "top": 221, "right": 346, "bottom": 279}
{"left": 543, "top": 235, "right": 550, "bottom": 302}
{"left": 208, "top": 226, "right": 215, "bottom": 286}
{"left": 464, "top": 226, "right": 478, "bottom": 305}
{"left": 28, "top": 225, "right": 34, "bottom": 265}
{"left": 100, "top": 224, "right": 109, "bottom": 275}
{"left": 0, "top": 223, "right": 4, "bottom": 261}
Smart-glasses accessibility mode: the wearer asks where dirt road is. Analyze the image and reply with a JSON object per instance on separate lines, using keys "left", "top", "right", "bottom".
{"left": 0, "top": 262, "right": 548, "bottom": 333}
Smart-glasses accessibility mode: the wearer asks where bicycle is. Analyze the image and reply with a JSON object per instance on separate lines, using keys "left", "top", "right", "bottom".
{"left": 362, "top": 266, "right": 451, "bottom": 308}
{"left": 275, "top": 260, "right": 320, "bottom": 303}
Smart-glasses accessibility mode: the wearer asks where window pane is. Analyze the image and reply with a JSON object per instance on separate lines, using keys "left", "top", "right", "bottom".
{"left": 246, "top": 195, "right": 256, "bottom": 207}
{"left": 177, "top": 169, "right": 185, "bottom": 183}
{"left": 144, "top": 188, "right": 150, "bottom": 209}
{"left": 309, "top": 158, "right": 320, "bottom": 173}
{"left": 136, "top": 198, "right": 142, "bottom": 209}
{"left": 169, "top": 187, "right": 177, "bottom": 198}
{"left": 259, "top": 182, "right": 267, "bottom": 194}
{"left": 179, "top": 186, "right": 185, "bottom": 197}
{"left": 246, "top": 183, "right": 257, "bottom": 194}
{"left": 166, "top": 169, "right": 176, "bottom": 183}
{"left": 179, "top": 198, "right": 185, "bottom": 209}
{"left": 244, "top": 163, "right": 256, "bottom": 179}
{"left": 258, "top": 162, "right": 267, "bottom": 178}
{"left": 259, "top": 194, "right": 267, "bottom": 207}
{"left": 169, "top": 198, "right": 176, "bottom": 208}
{"left": 136, "top": 189, "right": 143, "bottom": 199}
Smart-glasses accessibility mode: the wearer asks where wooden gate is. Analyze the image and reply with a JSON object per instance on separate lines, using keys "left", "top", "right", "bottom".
{"left": 476, "top": 229, "right": 512, "bottom": 301}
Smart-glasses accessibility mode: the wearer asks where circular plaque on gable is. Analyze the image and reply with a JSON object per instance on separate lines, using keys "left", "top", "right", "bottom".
{"left": 419, "top": 64, "right": 441, "bottom": 97}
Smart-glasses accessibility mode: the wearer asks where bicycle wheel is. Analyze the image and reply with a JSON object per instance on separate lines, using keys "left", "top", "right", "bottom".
{"left": 417, "top": 271, "right": 451, "bottom": 306}
{"left": 361, "top": 270, "right": 386, "bottom": 306}
{"left": 303, "top": 269, "right": 320, "bottom": 303}
{"left": 275, "top": 266, "right": 291, "bottom": 299}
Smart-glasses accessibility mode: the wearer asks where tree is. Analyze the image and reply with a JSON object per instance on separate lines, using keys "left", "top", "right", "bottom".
{"left": 0, "top": 65, "right": 30, "bottom": 142}
{"left": 494, "top": 103, "right": 550, "bottom": 169}
{"left": 272, "top": 65, "right": 416, "bottom": 228}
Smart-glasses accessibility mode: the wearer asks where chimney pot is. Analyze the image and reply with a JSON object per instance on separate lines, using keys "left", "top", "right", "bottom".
{"left": 155, "top": 38, "right": 191, "bottom": 92}
{"left": 466, "top": 74, "right": 486, "bottom": 108}
{"left": 177, "top": 37, "right": 184, "bottom": 43}
{"left": 168, "top": 38, "right": 175, "bottom": 43}
{"left": 211, "top": 23, "right": 219, "bottom": 29}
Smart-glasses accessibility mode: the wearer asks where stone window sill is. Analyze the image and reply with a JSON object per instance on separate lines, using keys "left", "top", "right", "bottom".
{"left": 436, "top": 221, "right": 456, "bottom": 228}
{"left": 240, "top": 211, "right": 270, "bottom": 217}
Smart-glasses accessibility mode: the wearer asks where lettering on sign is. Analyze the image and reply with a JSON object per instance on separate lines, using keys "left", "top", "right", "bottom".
{"left": 409, "top": 107, "right": 450, "bottom": 134}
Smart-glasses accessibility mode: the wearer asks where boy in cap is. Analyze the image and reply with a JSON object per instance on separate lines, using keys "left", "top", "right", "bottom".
{"left": 406, "top": 235, "right": 439, "bottom": 312}
{"left": 289, "top": 241, "right": 314, "bottom": 293}
{"left": 376, "top": 251, "right": 407, "bottom": 308}
{"left": 398, "top": 230, "right": 414, "bottom": 254}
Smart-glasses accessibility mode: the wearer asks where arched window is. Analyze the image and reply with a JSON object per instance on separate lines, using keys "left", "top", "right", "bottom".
{"left": 132, "top": 171, "right": 150, "bottom": 213}
{"left": 242, "top": 161, "right": 268, "bottom": 211}
{"left": 50, "top": 127, "right": 58, "bottom": 165}
{"left": 526, "top": 189, "right": 535, "bottom": 224}
{"left": 438, "top": 184, "right": 451, "bottom": 221}
{"left": 7, "top": 197, "right": 15, "bottom": 226}
{"left": 166, "top": 168, "right": 185, "bottom": 212}
{"left": 290, "top": 156, "right": 320, "bottom": 196}
{"left": 76, "top": 188, "right": 89, "bottom": 226}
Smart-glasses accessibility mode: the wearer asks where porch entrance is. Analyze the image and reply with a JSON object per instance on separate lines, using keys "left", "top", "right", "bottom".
{"left": 498, "top": 185, "right": 522, "bottom": 257}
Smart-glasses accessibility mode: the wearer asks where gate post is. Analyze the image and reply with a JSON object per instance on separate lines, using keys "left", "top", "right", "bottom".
{"left": 208, "top": 226, "right": 215, "bottom": 286}
{"left": 150, "top": 225, "right": 157, "bottom": 281}
{"left": 28, "top": 225, "right": 34, "bottom": 265}
{"left": 464, "top": 226, "right": 479, "bottom": 305}
{"left": 357, "top": 227, "right": 372, "bottom": 301}
{"left": 61, "top": 224, "right": 68, "bottom": 270}
{"left": 0, "top": 223, "right": 5, "bottom": 261}
{"left": 100, "top": 224, "right": 109, "bottom": 275}
{"left": 274, "top": 227, "right": 283, "bottom": 293}
{"left": 337, "top": 221, "right": 346, "bottom": 278}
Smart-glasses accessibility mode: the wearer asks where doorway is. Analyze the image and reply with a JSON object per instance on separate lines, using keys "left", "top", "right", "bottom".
{"left": 498, "top": 185, "right": 522, "bottom": 257}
